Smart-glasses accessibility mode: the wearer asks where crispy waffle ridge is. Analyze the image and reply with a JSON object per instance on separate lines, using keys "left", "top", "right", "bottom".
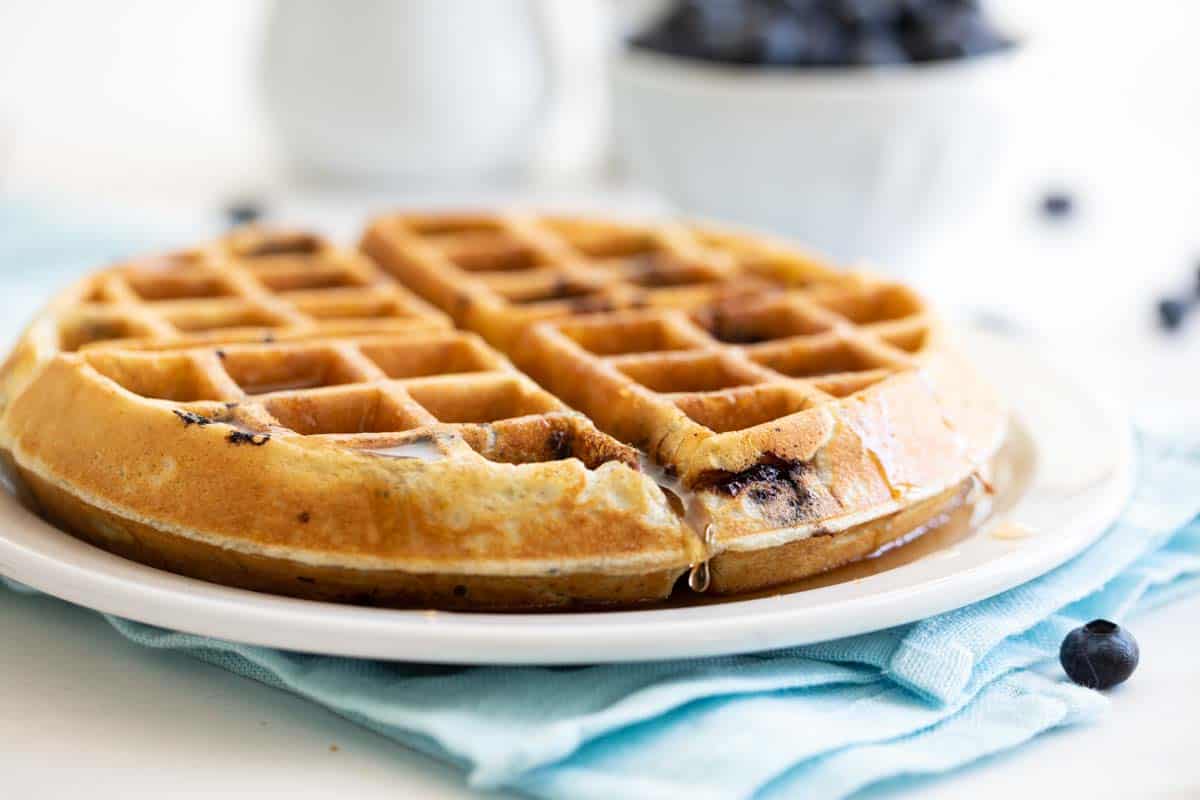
{"left": 1, "top": 216, "right": 1007, "bottom": 609}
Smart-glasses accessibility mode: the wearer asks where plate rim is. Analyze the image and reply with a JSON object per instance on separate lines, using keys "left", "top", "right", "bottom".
{"left": 0, "top": 330, "right": 1135, "bottom": 663}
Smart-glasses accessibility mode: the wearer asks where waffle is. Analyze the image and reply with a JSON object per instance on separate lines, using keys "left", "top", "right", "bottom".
{"left": 364, "top": 212, "right": 1006, "bottom": 593}
{"left": 360, "top": 212, "right": 837, "bottom": 350}
{"left": 1, "top": 217, "right": 1006, "bottom": 609}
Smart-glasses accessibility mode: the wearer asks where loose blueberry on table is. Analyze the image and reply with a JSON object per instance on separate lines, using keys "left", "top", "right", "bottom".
{"left": 630, "top": 0, "right": 1012, "bottom": 67}
{"left": 226, "top": 200, "right": 264, "bottom": 228}
{"left": 1154, "top": 261, "right": 1200, "bottom": 332}
{"left": 1059, "top": 619, "right": 1139, "bottom": 690}
{"left": 1158, "top": 297, "right": 1189, "bottom": 331}
{"left": 1040, "top": 191, "right": 1074, "bottom": 219}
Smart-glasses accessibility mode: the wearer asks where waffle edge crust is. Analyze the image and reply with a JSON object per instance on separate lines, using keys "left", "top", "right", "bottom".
{"left": 0, "top": 216, "right": 1006, "bottom": 609}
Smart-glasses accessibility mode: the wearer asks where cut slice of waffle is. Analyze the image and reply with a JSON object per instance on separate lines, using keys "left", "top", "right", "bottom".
{"left": 1, "top": 217, "right": 1007, "bottom": 609}
{"left": 363, "top": 212, "right": 1007, "bottom": 591}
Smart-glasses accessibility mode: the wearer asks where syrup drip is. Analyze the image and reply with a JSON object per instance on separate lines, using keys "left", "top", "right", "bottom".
{"left": 990, "top": 520, "right": 1036, "bottom": 540}
{"left": 687, "top": 539, "right": 713, "bottom": 592}
{"left": 363, "top": 439, "right": 444, "bottom": 461}
{"left": 638, "top": 453, "right": 715, "bottom": 592}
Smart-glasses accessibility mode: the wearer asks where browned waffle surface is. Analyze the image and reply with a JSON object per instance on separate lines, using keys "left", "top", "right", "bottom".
{"left": 57, "top": 228, "right": 449, "bottom": 354}
{"left": 0, "top": 218, "right": 1007, "bottom": 608}
{"left": 362, "top": 212, "right": 1004, "bottom": 553}
{"left": 516, "top": 297, "right": 1000, "bottom": 550}
{"left": 361, "top": 212, "right": 848, "bottom": 349}
{"left": 1, "top": 326, "right": 698, "bottom": 602}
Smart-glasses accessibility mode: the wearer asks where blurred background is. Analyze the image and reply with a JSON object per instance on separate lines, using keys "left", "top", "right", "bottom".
{"left": 1, "top": 0, "right": 1197, "bottom": 430}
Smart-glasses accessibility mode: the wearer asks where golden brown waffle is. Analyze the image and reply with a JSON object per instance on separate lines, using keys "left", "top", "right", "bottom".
{"left": 56, "top": 228, "right": 448, "bottom": 354}
{"left": 1, "top": 217, "right": 1006, "bottom": 609}
{"left": 361, "top": 212, "right": 847, "bottom": 349}
{"left": 363, "top": 212, "right": 1006, "bottom": 590}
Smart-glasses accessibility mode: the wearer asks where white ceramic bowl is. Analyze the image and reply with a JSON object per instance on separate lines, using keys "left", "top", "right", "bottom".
{"left": 611, "top": 47, "right": 1021, "bottom": 263}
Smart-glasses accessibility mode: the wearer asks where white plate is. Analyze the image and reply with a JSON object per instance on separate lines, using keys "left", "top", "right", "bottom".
{"left": 0, "top": 331, "right": 1133, "bottom": 664}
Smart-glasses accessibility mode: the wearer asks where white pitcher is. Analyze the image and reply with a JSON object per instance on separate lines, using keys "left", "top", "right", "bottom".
{"left": 260, "top": 0, "right": 562, "bottom": 183}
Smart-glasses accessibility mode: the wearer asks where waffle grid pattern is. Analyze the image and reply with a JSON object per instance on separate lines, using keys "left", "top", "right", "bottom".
{"left": 362, "top": 212, "right": 856, "bottom": 348}
{"left": 50, "top": 229, "right": 629, "bottom": 469}
{"left": 548, "top": 305, "right": 917, "bottom": 436}
{"left": 59, "top": 230, "right": 448, "bottom": 353}
{"left": 83, "top": 327, "right": 632, "bottom": 467}
{"left": 363, "top": 213, "right": 934, "bottom": 459}
{"left": 51, "top": 220, "right": 935, "bottom": 474}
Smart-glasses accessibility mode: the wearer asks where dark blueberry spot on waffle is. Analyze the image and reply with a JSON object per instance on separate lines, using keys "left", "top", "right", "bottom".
{"left": 215, "top": 349, "right": 227, "bottom": 359}
{"left": 545, "top": 277, "right": 599, "bottom": 301}
{"left": 708, "top": 460, "right": 791, "bottom": 496}
{"left": 696, "top": 453, "right": 818, "bottom": 524}
{"left": 261, "top": 332, "right": 276, "bottom": 344}
{"left": 704, "top": 308, "right": 768, "bottom": 344}
{"left": 548, "top": 428, "right": 573, "bottom": 460}
{"left": 698, "top": 453, "right": 799, "bottom": 496}
{"left": 549, "top": 278, "right": 571, "bottom": 299}
{"left": 453, "top": 584, "right": 469, "bottom": 597}
{"left": 173, "top": 409, "right": 214, "bottom": 427}
{"left": 569, "top": 294, "right": 615, "bottom": 315}
{"left": 297, "top": 511, "right": 311, "bottom": 524}
{"left": 748, "top": 481, "right": 782, "bottom": 504}
{"left": 227, "top": 430, "right": 271, "bottom": 446}
{"left": 297, "top": 576, "right": 316, "bottom": 584}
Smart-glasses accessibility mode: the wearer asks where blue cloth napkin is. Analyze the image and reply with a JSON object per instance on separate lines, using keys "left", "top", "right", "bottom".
{"left": 4, "top": 200, "right": 1200, "bottom": 799}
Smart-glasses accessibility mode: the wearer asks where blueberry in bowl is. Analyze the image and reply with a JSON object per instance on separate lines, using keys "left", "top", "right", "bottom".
{"left": 630, "top": 0, "right": 1013, "bottom": 68}
{"left": 612, "top": 0, "right": 1022, "bottom": 261}
{"left": 1059, "top": 619, "right": 1140, "bottom": 690}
